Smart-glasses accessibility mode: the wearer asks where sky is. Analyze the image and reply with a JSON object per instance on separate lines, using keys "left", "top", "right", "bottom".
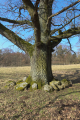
{"left": 0, "top": 0, "right": 80, "bottom": 53}
{"left": 0, "top": 34, "right": 79, "bottom": 53}
{"left": 0, "top": 35, "right": 22, "bottom": 53}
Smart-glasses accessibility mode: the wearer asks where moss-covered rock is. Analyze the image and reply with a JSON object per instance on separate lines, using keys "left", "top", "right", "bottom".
{"left": 32, "top": 83, "right": 38, "bottom": 90}
{"left": 14, "top": 77, "right": 72, "bottom": 92}
{"left": 43, "top": 84, "right": 54, "bottom": 92}
{"left": 25, "top": 75, "right": 45, "bottom": 91}
{"left": 61, "top": 79, "right": 69, "bottom": 83}
{"left": 50, "top": 80, "right": 61, "bottom": 86}
{"left": 49, "top": 79, "right": 72, "bottom": 91}
{"left": 16, "top": 80, "right": 23, "bottom": 84}
{"left": 23, "top": 77, "right": 27, "bottom": 81}
{"left": 50, "top": 83, "right": 59, "bottom": 91}
{"left": 5, "top": 75, "right": 72, "bottom": 92}
{"left": 50, "top": 80, "right": 62, "bottom": 91}
{"left": 25, "top": 75, "right": 32, "bottom": 84}
{"left": 30, "top": 79, "right": 45, "bottom": 90}
{"left": 15, "top": 82, "right": 28, "bottom": 91}
{"left": 61, "top": 79, "right": 72, "bottom": 88}
{"left": 5, "top": 80, "right": 16, "bottom": 88}
{"left": 57, "top": 84, "right": 64, "bottom": 90}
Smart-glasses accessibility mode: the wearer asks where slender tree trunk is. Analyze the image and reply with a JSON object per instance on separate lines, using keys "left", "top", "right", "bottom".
{"left": 30, "top": 43, "right": 53, "bottom": 84}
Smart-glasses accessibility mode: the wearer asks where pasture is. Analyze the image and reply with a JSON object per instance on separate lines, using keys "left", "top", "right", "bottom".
{"left": 0, "top": 64, "right": 80, "bottom": 120}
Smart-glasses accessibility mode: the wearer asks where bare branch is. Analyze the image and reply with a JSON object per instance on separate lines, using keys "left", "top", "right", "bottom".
{"left": 69, "top": 8, "right": 80, "bottom": 11}
{"left": 0, "top": 22, "right": 34, "bottom": 55}
{"left": 50, "top": 14, "right": 80, "bottom": 36}
{"left": 49, "top": 27, "right": 80, "bottom": 41}
{"left": 61, "top": 14, "right": 80, "bottom": 29}
{"left": 34, "top": 0, "right": 40, "bottom": 12}
{"left": 0, "top": 17, "right": 33, "bottom": 27}
{"left": 51, "top": 22, "right": 62, "bottom": 26}
{"left": 67, "top": 38, "right": 76, "bottom": 54}
{"left": 19, "top": 5, "right": 26, "bottom": 17}
{"left": 51, "top": 0, "right": 80, "bottom": 17}
{"left": 49, "top": 27, "right": 80, "bottom": 50}
{"left": 22, "top": 0, "right": 35, "bottom": 17}
{"left": 47, "top": 0, "right": 80, "bottom": 27}
{"left": 22, "top": 0, "right": 41, "bottom": 45}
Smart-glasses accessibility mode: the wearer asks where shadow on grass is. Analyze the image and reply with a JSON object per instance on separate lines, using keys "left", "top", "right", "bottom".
{"left": 53, "top": 69, "right": 80, "bottom": 84}
{"left": 11, "top": 114, "right": 21, "bottom": 120}
{"left": 26, "top": 90, "right": 80, "bottom": 120}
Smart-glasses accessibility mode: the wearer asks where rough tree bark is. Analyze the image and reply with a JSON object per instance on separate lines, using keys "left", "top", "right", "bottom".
{"left": 30, "top": 0, "right": 54, "bottom": 84}
{"left": 30, "top": 43, "right": 53, "bottom": 84}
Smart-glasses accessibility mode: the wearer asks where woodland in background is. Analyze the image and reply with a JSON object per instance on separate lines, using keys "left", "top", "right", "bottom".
{"left": 0, "top": 45, "right": 80, "bottom": 66}
{"left": 52, "top": 45, "right": 79, "bottom": 65}
{"left": 0, "top": 48, "right": 30, "bottom": 66}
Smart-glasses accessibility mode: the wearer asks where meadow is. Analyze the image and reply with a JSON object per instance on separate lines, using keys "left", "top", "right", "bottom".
{"left": 0, "top": 64, "right": 80, "bottom": 120}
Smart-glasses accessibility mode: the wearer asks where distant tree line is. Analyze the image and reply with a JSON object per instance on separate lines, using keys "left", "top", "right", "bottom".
{"left": 52, "top": 45, "right": 79, "bottom": 65}
{"left": 0, "top": 48, "right": 30, "bottom": 66}
{"left": 0, "top": 45, "right": 80, "bottom": 66}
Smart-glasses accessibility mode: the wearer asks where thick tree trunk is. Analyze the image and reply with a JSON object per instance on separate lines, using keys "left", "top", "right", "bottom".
{"left": 30, "top": 44, "right": 53, "bottom": 84}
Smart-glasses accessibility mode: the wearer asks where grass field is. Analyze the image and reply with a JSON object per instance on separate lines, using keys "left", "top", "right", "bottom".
{"left": 0, "top": 64, "right": 80, "bottom": 120}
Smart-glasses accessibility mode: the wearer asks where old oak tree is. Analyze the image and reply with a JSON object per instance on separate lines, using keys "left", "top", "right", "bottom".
{"left": 0, "top": 0, "right": 80, "bottom": 90}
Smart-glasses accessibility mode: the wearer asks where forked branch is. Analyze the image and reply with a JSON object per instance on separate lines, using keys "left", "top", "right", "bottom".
{"left": 47, "top": 0, "right": 80, "bottom": 28}
{"left": 67, "top": 38, "right": 76, "bottom": 54}
{"left": 0, "top": 17, "right": 33, "bottom": 27}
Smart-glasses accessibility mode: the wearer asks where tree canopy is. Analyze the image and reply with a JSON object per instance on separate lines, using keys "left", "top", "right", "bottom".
{"left": 0, "top": 0, "right": 80, "bottom": 54}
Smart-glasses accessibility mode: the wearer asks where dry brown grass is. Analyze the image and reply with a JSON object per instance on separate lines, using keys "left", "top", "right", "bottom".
{"left": 0, "top": 66, "right": 31, "bottom": 74}
{"left": 52, "top": 64, "right": 80, "bottom": 70}
{"left": 0, "top": 64, "right": 80, "bottom": 120}
{"left": 1, "top": 64, "right": 80, "bottom": 73}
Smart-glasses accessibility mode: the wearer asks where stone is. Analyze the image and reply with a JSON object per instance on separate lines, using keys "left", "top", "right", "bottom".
{"left": 15, "top": 82, "right": 28, "bottom": 91}
{"left": 32, "top": 83, "right": 38, "bottom": 90}
{"left": 23, "top": 77, "right": 27, "bottom": 81}
{"left": 61, "top": 82, "right": 68, "bottom": 88}
{"left": 50, "top": 83, "right": 59, "bottom": 91}
{"left": 25, "top": 75, "right": 32, "bottom": 84}
{"left": 16, "top": 80, "right": 23, "bottom": 84}
{"left": 57, "top": 85, "right": 64, "bottom": 90}
{"left": 4, "top": 76, "right": 73, "bottom": 92}
{"left": 5, "top": 80, "right": 16, "bottom": 88}
{"left": 50, "top": 80, "right": 61, "bottom": 86}
{"left": 61, "top": 79, "right": 72, "bottom": 88}
{"left": 43, "top": 84, "right": 54, "bottom": 92}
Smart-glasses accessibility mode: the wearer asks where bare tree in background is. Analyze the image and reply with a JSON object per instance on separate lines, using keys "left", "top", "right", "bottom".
{"left": 0, "top": 0, "right": 80, "bottom": 84}
{"left": 0, "top": 48, "right": 30, "bottom": 66}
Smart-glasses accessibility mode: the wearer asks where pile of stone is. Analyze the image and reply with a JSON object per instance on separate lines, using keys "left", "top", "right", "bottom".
{"left": 5, "top": 76, "right": 72, "bottom": 92}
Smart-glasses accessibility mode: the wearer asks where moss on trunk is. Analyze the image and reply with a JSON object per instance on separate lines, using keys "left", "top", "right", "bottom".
{"left": 30, "top": 44, "right": 53, "bottom": 84}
